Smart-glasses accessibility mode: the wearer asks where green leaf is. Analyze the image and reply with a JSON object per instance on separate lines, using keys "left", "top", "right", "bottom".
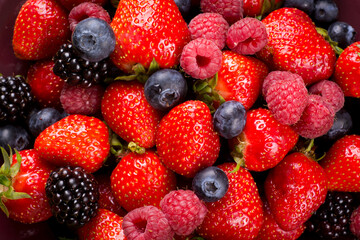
{"left": 0, "top": 197, "right": 9, "bottom": 217}
{"left": 0, "top": 175, "right": 11, "bottom": 187}
{"left": 0, "top": 147, "right": 11, "bottom": 175}
{"left": 9, "top": 149, "right": 22, "bottom": 178}
{"left": 3, "top": 186, "right": 31, "bottom": 200}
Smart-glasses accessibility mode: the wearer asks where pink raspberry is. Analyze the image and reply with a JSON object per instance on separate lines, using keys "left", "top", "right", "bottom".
{"left": 262, "top": 71, "right": 305, "bottom": 96}
{"left": 122, "top": 206, "right": 174, "bottom": 240}
{"left": 291, "top": 95, "right": 335, "bottom": 139}
{"left": 350, "top": 206, "right": 360, "bottom": 239}
{"left": 68, "top": 2, "right": 111, "bottom": 32}
{"left": 188, "top": 13, "right": 229, "bottom": 50}
{"left": 265, "top": 79, "right": 309, "bottom": 125}
{"left": 160, "top": 190, "right": 207, "bottom": 236}
{"left": 308, "top": 80, "right": 345, "bottom": 113}
{"left": 226, "top": 17, "right": 268, "bottom": 55}
{"left": 60, "top": 83, "right": 104, "bottom": 115}
{"left": 200, "top": 0, "right": 244, "bottom": 25}
{"left": 180, "top": 38, "right": 222, "bottom": 80}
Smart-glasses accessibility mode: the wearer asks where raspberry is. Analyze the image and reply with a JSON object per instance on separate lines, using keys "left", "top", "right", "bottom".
{"left": 188, "top": 13, "right": 229, "bottom": 50}
{"left": 226, "top": 17, "right": 268, "bottom": 55}
{"left": 350, "top": 206, "right": 360, "bottom": 239}
{"left": 292, "top": 95, "right": 335, "bottom": 139}
{"left": 122, "top": 206, "right": 174, "bottom": 240}
{"left": 160, "top": 190, "right": 207, "bottom": 236}
{"left": 262, "top": 71, "right": 305, "bottom": 96}
{"left": 180, "top": 38, "right": 222, "bottom": 80}
{"left": 60, "top": 83, "right": 104, "bottom": 115}
{"left": 308, "top": 79, "right": 345, "bottom": 113}
{"left": 68, "top": 2, "right": 111, "bottom": 32}
{"left": 200, "top": 0, "right": 244, "bottom": 25}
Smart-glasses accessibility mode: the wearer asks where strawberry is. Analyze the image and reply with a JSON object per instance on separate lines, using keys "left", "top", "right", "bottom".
{"left": 214, "top": 50, "right": 268, "bottom": 110}
{"left": 264, "top": 152, "right": 328, "bottom": 231}
{"left": 243, "top": 0, "right": 284, "bottom": 17}
{"left": 257, "top": 8, "right": 336, "bottom": 85}
{"left": 12, "top": 0, "right": 70, "bottom": 60}
{"left": 0, "top": 148, "right": 55, "bottom": 224}
{"left": 320, "top": 134, "right": 360, "bottom": 192}
{"left": 229, "top": 108, "right": 298, "bottom": 172}
{"left": 197, "top": 162, "right": 264, "bottom": 240}
{"left": 110, "top": 150, "right": 176, "bottom": 212}
{"left": 155, "top": 100, "right": 220, "bottom": 178}
{"left": 101, "top": 81, "right": 162, "bottom": 149}
{"left": 110, "top": 0, "right": 191, "bottom": 73}
{"left": 34, "top": 114, "right": 110, "bottom": 173}
{"left": 78, "top": 208, "right": 127, "bottom": 240}
{"left": 333, "top": 41, "right": 360, "bottom": 98}
{"left": 26, "top": 59, "right": 65, "bottom": 109}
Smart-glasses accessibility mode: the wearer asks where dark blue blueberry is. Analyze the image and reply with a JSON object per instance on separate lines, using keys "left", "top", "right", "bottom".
{"left": 174, "top": 0, "right": 191, "bottom": 19}
{"left": 144, "top": 69, "right": 188, "bottom": 111}
{"left": 213, "top": 100, "right": 246, "bottom": 139}
{"left": 72, "top": 18, "right": 116, "bottom": 62}
{"left": 313, "top": 0, "right": 338, "bottom": 23}
{"left": 283, "top": 0, "right": 315, "bottom": 15}
{"left": 192, "top": 166, "right": 229, "bottom": 202}
{"left": 0, "top": 125, "right": 31, "bottom": 152}
{"left": 328, "top": 21, "right": 357, "bottom": 49}
{"left": 28, "top": 108, "right": 64, "bottom": 137}
{"left": 322, "top": 108, "right": 352, "bottom": 142}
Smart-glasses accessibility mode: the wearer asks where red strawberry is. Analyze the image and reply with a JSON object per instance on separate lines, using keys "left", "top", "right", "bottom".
{"left": 229, "top": 108, "right": 298, "bottom": 172}
{"left": 257, "top": 8, "right": 336, "bottom": 85}
{"left": 334, "top": 41, "right": 360, "bottom": 98}
{"left": 110, "top": 150, "right": 177, "bottom": 212}
{"left": 78, "top": 208, "right": 127, "bottom": 240}
{"left": 155, "top": 100, "right": 220, "bottom": 178}
{"left": 12, "top": 0, "right": 70, "bottom": 60}
{"left": 255, "top": 199, "right": 305, "bottom": 240}
{"left": 264, "top": 152, "right": 328, "bottom": 231}
{"left": 197, "top": 162, "right": 264, "bottom": 240}
{"left": 101, "top": 81, "right": 162, "bottom": 149}
{"left": 58, "top": 0, "right": 108, "bottom": 11}
{"left": 110, "top": 0, "right": 191, "bottom": 73}
{"left": 320, "top": 134, "right": 360, "bottom": 192}
{"left": 0, "top": 148, "right": 55, "bottom": 224}
{"left": 243, "top": 0, "right": 284, "bottom": 17}
{"left": 34, "top": 114, "right": 110, "bottom": 173}
{"left": 213, "top": 50, "right": 269, "bottom": 110}
{"left": 26, "top": 59, "right": 65, "bottom": 109}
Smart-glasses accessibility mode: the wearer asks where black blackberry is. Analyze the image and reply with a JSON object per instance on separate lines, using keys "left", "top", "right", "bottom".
{"left": 306, "top": 191, "right": 358, "bottom": 239}
{"left": 45, "top": 166, "right": 99, "bottom": 228}
{"left": 53, "top": 43, "right": 110, "bottom": 87}
{"left": 0, "top": 75, "right": 34, "bottom": 123}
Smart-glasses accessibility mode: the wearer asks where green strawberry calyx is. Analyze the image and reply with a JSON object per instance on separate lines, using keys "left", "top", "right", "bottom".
{"left": 229, "top": 137, "right": 247, "bottom": 173}
{"left": 110, "top": 133, "right": 146, "bottom": 158}
{"left": 0, "top": 147, "right": 31, "bottom": 217}
{"left": 316, "top": 27, "right": 344, "bottom": 55}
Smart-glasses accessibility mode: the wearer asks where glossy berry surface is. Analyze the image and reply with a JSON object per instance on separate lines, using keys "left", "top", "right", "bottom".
{"left": 328, "top": 21, "right": 357, "bottom": 49}
{"left": 174, "top": 0, "right": 191, "bottom": 19}
{"left": 72, "top": 18, "right": 115, "bottom": 62}
{"left": 321, "top": 108, "right": 352, "bottom": 142}
{"left": 283, "top": 0, "right": 315, "bottom": 15}
{"left": 0, "top": 124, "right": 31, "bottom": 152}
{"left": 28, "top": 108, "right": 63, "bottom": 137}
{"left": 213, "top": 100, "right": 247, "bottom": 139}
{"left": 144, "top": 69, "right": 188, "bottom": 111}
{"left": 313, "top": 0, "right": 339, "bottom": 23}
{"left": 192, "top": 166, "right": 229, "bottom": 202}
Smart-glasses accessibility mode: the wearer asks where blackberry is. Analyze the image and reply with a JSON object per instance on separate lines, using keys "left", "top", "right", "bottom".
{"left": 45, "top": 166, "right": 99, "bottom": 228}
{"left": 0, "top": 75, "right": 34, "bottom": 123}
{"left": 306, "top": 191, "right": 358, "bottom": 239}
{"left": 53, "top": 43, "right": 110, "bottom": 87}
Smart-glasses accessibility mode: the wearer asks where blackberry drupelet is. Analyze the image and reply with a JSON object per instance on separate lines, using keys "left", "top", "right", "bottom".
{"left": 0, "top": 75, "right": 34, "bottom": 123}
{"left": 306, "top": 191, "right": 358, "bottom": 239}
{"left": 53, "top": 43, "right": 110, "bottom": 87}
{"left": 45, "top": 166, "right": 99, "bottom": 228}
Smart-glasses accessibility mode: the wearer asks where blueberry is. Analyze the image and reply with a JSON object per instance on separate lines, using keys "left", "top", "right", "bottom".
{"left": 283, "top": 0, "right": 315, "bottom": 16}
{"left": 28, "top": 108, "right": 64, "bottom": 137}
{"left": 192, "top": 166, "right": 229, "bottom": 202}
{"left": 0, "top": 125, "right": 31, "bottom": 152}
{"left": 144, "top": 69, "right": 188, "bottom": 111}
{"left": 72, "top": 18, "right": 116, "bottom": 62}
{"left": 322, "top": 108, "right": 352, "bottom": 142}
{"left": 328, "top": 21, "right": 357, "bottom": 49}
{"left": 174, "top": 0, "right": 191, "bottom": 19}
{"left": 313, "top": 0, "right": 338, "bottom": 23}
{"left": 213, "top": 100, "right": 246, "bottom": 139}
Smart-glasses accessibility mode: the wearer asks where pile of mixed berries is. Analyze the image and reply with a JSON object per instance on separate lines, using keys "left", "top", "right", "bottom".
{"left": 1, "top": 0, "right": 360, "bottom": 239}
